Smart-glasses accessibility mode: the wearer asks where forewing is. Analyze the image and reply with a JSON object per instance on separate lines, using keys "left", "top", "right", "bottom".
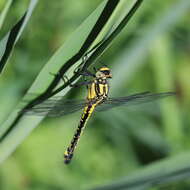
{"left": 22, "top": 97, "right": 87, "bottom": 117}
{"left": 96, "top": 92, "right": 175, "bottom": 112}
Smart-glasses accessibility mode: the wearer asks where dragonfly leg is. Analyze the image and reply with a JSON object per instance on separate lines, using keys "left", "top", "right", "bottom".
{"left": 50, "top": 70, "right": 92, "bottom": 88}
{"left": 78, "top": 70, "right": 95, "bottom": 77}
{"left": 70, "top": 80, "right": 92, "bottom": 88}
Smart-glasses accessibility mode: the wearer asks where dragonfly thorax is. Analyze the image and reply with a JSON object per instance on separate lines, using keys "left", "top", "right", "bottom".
{"left": 87, "top": 79, "right": 109, "bottom": 101}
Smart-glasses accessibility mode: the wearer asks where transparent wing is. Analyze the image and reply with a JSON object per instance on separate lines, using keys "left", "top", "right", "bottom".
{"left": 22, "top": 97, "right": 87, "bottom": 117}
{"left": 22, "top": 92, "right": 175, "bottom": 117}
{"left": 96, "top": 92, "right": 175, "bottom": 112}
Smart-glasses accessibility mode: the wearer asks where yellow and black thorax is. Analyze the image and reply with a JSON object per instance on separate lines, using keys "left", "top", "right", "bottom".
{"left": 87, "top": 78, "right": 109, "bottom": 101}
{"left": 87, "top": 66, "right": 112, "bottom": 102}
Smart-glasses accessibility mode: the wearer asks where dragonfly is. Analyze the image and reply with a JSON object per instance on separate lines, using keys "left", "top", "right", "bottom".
{"left": 23, "top": 67, "right": 175, "bottom": 164}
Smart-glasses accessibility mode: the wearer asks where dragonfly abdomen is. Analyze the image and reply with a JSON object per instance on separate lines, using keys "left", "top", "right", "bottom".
{"left": 64, "top": 103, "right": 96, "bottom": 164}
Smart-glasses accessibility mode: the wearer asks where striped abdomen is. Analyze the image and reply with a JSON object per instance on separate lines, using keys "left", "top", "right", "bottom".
{"left": 64, "top": 103, "right": 96, "bottom": 164}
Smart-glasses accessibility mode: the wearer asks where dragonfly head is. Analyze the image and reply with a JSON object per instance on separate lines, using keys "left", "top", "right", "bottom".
{"left": 96, "top": 67, "right": 112, "bottom": 79}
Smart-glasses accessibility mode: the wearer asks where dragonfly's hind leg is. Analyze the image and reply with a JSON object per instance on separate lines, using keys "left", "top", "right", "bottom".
{"left": 50, "top": 70, "right": 92, "bottom": 88}
{"left": 77, "top": 70, "right": 95, "bottom": 77}
{"left": 71, "top": 66, "right": 94, "bottom": 88}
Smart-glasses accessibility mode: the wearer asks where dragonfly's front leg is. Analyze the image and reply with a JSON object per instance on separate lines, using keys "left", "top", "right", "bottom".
{"left": 50, "top": 71, "right": 92, "bottom": 88}
{"left": 70, "top": 80, "right": 92, "bottom": 88}
{"left": 71, "top": 69, "right": 94, "bottom": 88}
{"left": 76, "top": 69, "right": 95, "bottom": 77}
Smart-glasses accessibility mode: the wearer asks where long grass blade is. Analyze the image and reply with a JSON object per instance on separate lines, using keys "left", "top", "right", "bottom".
{"left": 0, "top": 0, "right": 38, "bottom": 73}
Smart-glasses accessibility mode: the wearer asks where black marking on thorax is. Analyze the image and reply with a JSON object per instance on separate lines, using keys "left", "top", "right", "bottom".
{"left": 94, "top": 78, "right": 109, "bottom": 98}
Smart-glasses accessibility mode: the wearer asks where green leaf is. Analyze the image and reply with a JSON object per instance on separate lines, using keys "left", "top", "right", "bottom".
{"left": 0, "top": 0, "right": 38, "bottom": 73}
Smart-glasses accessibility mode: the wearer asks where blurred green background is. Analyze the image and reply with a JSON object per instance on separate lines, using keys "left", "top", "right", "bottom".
{"left": 0, "top": 0, "right": 190, "bottom": 189}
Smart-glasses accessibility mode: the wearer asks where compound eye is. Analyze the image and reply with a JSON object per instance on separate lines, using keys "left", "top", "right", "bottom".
{"left": 102, "top": 70, "right": 110, "bottom": 75}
